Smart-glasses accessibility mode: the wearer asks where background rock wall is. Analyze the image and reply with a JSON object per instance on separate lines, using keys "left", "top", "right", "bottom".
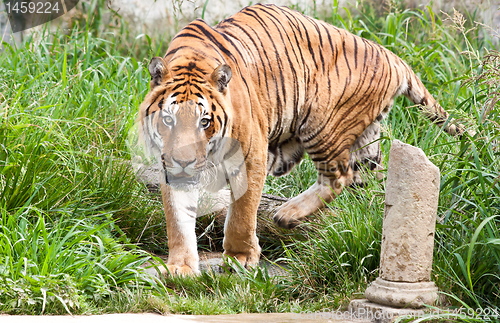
{"left": 104, "top": 0, "right": 500, "bottom": 41}
{"left": 1, "top": 0, "right": 498, "bottom": 47}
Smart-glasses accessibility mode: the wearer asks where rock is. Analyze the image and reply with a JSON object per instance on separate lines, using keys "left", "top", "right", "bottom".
{"left": 379, "top": 140, "right": 440, "bottom": 283}
{"left": 351, "top": 140, "right": 440, "bottom": 312}
{"left": 364, "top": 278, "right": 439, "bottom": 309}
{"left": 132, "top": 161, "right": 163, "bottom": 192}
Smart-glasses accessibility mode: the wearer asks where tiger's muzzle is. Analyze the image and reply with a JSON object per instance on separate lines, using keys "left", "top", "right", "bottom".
{"left": 161, "top": 150, "right": 206, "bottom": 187}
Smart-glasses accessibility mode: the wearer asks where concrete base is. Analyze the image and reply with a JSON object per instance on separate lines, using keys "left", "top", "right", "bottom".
{"left": 348, "top": 299, "right": 425, "bottom": 323}
{"left": 365, "top": 277, "right": 438, "bottom": 308}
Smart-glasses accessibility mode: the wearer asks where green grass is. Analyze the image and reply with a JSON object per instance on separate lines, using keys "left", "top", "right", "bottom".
{"left": 283, "top": 177, "right": 384, "bottom": 300}
{"left": 0, "top": 0, "right": 499, "bottom": 319}
{"left": 0, "top": 207, "right": 163, "bottom": 314}
{"left": 0, "top": 24, "right": 170, "bottom": 313}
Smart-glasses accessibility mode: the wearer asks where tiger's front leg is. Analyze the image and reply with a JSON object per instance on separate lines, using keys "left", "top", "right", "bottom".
{"left": 160, "top": 183, "right": 200, "bottom": 275}
{"left": 222, "top": 165, "right": 265, "bottom": 268}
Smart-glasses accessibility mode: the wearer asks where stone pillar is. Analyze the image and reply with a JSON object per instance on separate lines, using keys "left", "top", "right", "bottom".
{"left": 349, "top": 140, "right": 439, "bottom": 321}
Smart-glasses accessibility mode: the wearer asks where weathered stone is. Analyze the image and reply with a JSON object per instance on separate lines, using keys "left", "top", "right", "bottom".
{"left": 350, "top": 140, "right": 440, "bottom": 314}
{"left": 379, "top": 140, "right": 440, "bottom": 283}
{"left": 364, "top": 278, "right": 438, "bottom": 309}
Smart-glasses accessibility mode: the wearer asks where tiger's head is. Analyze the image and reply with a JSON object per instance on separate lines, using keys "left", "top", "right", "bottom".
{"left": 139, "top": 56, "right": 233, "bottom": 189}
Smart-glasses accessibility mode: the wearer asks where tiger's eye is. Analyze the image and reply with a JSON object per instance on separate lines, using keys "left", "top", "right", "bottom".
{"left": 163, "top": 116, "right": 174, "bottom": 126}
{"left": 200, "top": 118, "right": 210, "bottom": 128}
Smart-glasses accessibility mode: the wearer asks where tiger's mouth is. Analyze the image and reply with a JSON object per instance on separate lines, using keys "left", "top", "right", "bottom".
{"left": 164, "top": 172, "right": 201, "bottom": 187}
{"left": 162, "top": 157, "right": 206, "bottom": 187}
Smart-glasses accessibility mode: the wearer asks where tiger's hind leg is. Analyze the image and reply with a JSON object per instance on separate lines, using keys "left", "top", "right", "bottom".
{"left": 349, "top": 121, "right": 383, "bottom": 187}
{"left": 273, "top": 149, "right": 353, "bottom": 229}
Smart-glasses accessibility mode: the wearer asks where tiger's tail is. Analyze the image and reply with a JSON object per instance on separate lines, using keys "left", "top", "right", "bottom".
{"left": 403, "top": 66, "right": 465, "bottom": 137}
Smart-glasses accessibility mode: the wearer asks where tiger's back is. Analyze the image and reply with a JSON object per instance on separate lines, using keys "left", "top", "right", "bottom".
{"left": 165, "top": 4, "right": 458, "bottom": 181}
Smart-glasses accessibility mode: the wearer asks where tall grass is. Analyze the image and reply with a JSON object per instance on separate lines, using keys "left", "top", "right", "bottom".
{"left": 0, "top": 23, "right": 171, "bottom": 313}
{"left": 0, "top": 22, "right": 169, "bottom": 247}
{"left": 283, "top": 177, "right": 383, "bottom": 299}
{"left": 0, "top": 207, "right": 162, "bottom": 314}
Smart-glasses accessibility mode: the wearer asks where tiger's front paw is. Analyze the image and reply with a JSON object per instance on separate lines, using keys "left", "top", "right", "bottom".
{"left": 223, "top": 250, "right": 260, "bottom": 269}
{"left": 222, "top": 234, "right": 261, "bottom": 269}
{"left": 163, "top": 252, "right": 200, "bottom": 276}
{"left": 165, "top": 264, "right": 199, "bottom": 276}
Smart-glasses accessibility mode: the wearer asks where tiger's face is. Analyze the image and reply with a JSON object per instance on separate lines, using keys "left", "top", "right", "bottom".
{"left": 156, "top": 97, "right": 212, "bottom": 186}
{"left": 140, "top": 57, "right": 233, "bottom": 189}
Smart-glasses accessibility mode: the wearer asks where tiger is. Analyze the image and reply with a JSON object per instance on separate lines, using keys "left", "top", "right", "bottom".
{"left": 138, "top": 3, "right": 464, "bottom": 275}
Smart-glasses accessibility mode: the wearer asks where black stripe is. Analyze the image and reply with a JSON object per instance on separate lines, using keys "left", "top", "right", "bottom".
{"left": 166, "top": 45, "right": 190, "bottom": 57}
{"left": 221, "top": 28, "right": 263, "bottom": 89}
{"left": 294, "top": 15, "right": 317, "bottom": 68}
{"left": 306, "top": 16, "right": 326, "bottom": 74}
{"left": 190, "top": 82, "right": 203, "bottom": 93}
{"left": 353, "top": 35, "right": 358, "bottom": 69}
{"left": 171, "top": 81, "right": 188, "bottom": 92}
{"left": 240, "top": 9, "right": 285, "bottom": 139}
{"left": 262, "top": 5, "right": 302, "bottom": 133}
{"left": 191, "top": 21, "right": 237, "bottom": 64}
{"left": 222, "top": 109, "right": 228, "bottom": 137}
{"left": 146, "top": 89, "right": 167, "bottom": 117}
{"left": 308, "top": 43, "right": 387, "bottom": 158}
{"left": 172, "top": 32, "right": 205, "bottom": 42}
{"left": 213, "top": 28, "right": 249, "bottom": 68}
{"left": 306, "top": 44, "right": 381, "bottom": 149}
{"left": 145, "top": 102, "right": 154, "bottom": 117}
{"left": 171, "top": 64, "right": 207, "bottom": 75}
{"left": 342, "top": 38, "right": 352, "bottom": 84}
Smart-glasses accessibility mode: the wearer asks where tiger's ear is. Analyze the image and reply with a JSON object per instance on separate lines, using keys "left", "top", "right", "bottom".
{"left": 148, "top": 57, "right": 169, "bottom": 89}
{"left": 210, "top": 64, "right": 232, "bottom": 93}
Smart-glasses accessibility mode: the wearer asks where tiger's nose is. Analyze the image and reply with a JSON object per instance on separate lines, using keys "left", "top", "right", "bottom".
{"left": 172, "top": 157, "right": 196, "bottom": 168}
